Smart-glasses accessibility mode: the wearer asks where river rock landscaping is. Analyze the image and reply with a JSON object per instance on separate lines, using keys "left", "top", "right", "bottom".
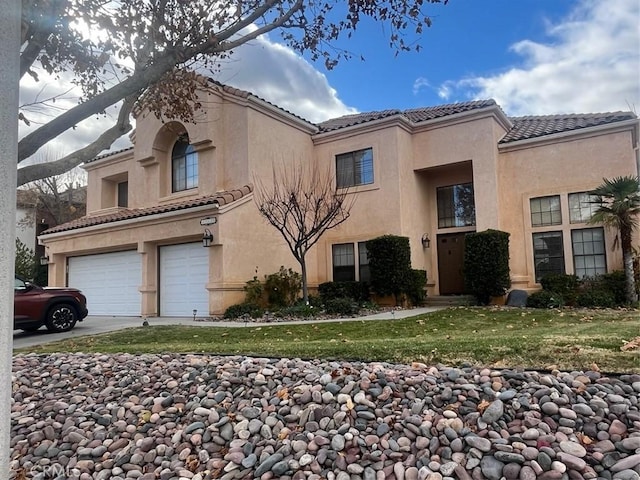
{"left": 10, "top": 353, "right": 640, "bottom": 480}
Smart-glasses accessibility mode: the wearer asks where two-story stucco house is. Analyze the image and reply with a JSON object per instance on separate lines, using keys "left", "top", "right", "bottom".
{"left": 39, "top": 80, "right": 640, "bottom": 317}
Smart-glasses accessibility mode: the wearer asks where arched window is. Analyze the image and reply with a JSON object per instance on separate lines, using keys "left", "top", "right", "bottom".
{"left": 172, "top": 138, "right": 198, "bottom": 192}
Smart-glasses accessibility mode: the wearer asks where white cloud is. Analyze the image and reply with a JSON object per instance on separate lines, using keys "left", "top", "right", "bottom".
{"left": 213, "top": 35, "right": 357, "bottom": 123}
{"left": 412, "top": 77, "right": 431, "bottom": 95}
{"left": 442, "top": 0, "right": 639, "bottom": 115}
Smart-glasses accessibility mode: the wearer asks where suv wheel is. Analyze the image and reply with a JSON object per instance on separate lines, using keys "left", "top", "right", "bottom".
{"left": 45, "top": 303, "right": 78, "bottom": 332}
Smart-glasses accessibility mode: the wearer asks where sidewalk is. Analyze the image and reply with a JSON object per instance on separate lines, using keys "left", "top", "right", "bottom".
{"left": 143, "top": 306, "right": 442, "bottom": 328}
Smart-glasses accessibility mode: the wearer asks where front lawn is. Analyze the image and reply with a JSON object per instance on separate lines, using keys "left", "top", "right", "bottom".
{"left": 17, "top": 307, "right": 640, "bottom": 373}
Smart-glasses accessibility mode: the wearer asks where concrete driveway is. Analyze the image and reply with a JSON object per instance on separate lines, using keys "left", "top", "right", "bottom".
{"left": 12, "top": 307, "right": 440, "bottom": 350}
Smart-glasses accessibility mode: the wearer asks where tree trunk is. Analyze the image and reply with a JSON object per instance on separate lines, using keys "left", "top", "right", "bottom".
{"left": 300, "top": 256, "right": 309, "bottom": 304}
{"left": 621, "top": 228, "right": 638, "bottom": 303}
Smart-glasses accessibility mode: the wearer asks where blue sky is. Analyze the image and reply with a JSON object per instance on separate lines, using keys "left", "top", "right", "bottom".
{"left": 218, "top": 0, "right": 639, "bottom": 122}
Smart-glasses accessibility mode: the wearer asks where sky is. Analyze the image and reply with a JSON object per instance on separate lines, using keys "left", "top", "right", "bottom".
{"left": 217, "top": 0, "right": 639, "bottom": 122}
{"left": 19, "top": 0, "right": 640, "bottom": 160}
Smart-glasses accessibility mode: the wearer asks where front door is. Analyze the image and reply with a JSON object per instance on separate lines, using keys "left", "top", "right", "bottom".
{"left": 437, "top": 233, "right": 467, "bottom": 294}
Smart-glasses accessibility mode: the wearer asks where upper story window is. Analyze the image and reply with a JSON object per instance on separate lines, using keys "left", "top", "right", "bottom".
{"left": 172, "top": 139, "right": 198, "bottom": 192}
{"left": 336, "top": 148, "right": 373, "bottom": 189}
{"left": 437, "top": 183, "right": 476, "bottom": 228}
{"left": 530, "top": 195, "right": 561, "bottom": 227}
{"left": 117, "top": 181, "right": 128, "bottom": 208}
{"left": 569, "top": 192, "right": 598, "bottom": 224}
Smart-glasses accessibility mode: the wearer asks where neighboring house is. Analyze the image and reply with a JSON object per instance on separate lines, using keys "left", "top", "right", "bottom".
{"left": 39, "top": 80, "right": 640, "bottom": 317}
{"left": 17, "top": 185, "right": 87, "bottom": 272}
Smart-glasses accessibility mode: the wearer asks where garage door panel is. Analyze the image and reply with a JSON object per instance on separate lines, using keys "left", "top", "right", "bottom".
{"left": 160, "top": 243, "right": 209, "bottom": 317}
{"left": 68, "top": 251, "right": 141, "bottom": 316}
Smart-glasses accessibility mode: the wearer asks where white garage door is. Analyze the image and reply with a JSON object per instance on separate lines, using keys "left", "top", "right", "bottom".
{"left": 160, "top": 243, "right": 210, "bottom": 317}
{"left": 68, "top": 251, "right": 141, "bottom": 316}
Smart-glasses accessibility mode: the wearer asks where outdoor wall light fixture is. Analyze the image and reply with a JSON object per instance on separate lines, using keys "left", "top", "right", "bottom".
{"left": 202, "top": 229, "right": 213, "bottom": 247}
{"left": 421, "top": 234, "right": 431, "bottom": 249}
{"left": 39, "top": 255, "right": 49, "bottom": 266}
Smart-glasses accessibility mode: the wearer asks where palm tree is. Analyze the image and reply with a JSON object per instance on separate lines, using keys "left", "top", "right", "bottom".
{"left": 589, "top": 176, "right": 640, "bottom": 303}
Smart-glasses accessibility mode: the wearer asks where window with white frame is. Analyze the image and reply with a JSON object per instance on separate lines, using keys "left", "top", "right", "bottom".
{"left": 532, "top": 231, "right": 565, "bottom": 281}
{"left": 332, "top": 242, "right": 370, "bottom": 282}
{"left": 568, "top": 192, "right": 599, "bottom": 224}
{"left": 172, "top": 139, "right": 198, "bottom": 192}
{"left": 336, "top": 148, "right": 374, "bottom": 189}
{"left": 572, "top": 228, "right": 606, "bottom": 278}
{"left": 530, "top": 195, "right": 562, "bottom": 227}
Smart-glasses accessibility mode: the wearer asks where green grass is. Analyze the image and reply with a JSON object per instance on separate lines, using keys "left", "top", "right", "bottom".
{"left": 17, "top": 307, "right": 640, "bottom": 373}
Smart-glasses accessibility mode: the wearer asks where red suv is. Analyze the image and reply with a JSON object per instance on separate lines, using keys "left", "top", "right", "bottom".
{"left": 14, "top": 276, "right": 88, "bottom": 333}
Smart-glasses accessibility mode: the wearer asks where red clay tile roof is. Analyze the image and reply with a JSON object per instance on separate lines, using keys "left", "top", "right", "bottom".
{"left": 501, "top": 112, "right": 637, "bottom": 143}
{"left": 41, "top": 185, "right": 253, "bottom": 235}
{"left": 317, "top": 100, "right": 498, "bottom": 132}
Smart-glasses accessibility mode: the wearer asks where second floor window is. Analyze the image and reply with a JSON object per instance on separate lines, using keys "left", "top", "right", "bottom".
{"left": 437, "top": 183, "right": 476, "bottom": 228}
{"left": 530, "top": 195, "right": 561, "bottom": 227}
{"left": 172, "top": 139, "right": 198, "bottom": 192}
{"left": 336, "top": 148, "right": 373, "bottom": 188}
{"left": 117, "top": 181, "right": 128, "bottom": 207}
{"left": 569, "top": 192, "right": 599, "bottom": 223}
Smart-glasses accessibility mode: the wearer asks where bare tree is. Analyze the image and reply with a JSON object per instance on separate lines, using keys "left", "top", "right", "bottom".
{"left": 255, "top": 161, "right": 355, "bottom": 302}
{"left": 18, "top": 0, "right": 448, "bottom": 185}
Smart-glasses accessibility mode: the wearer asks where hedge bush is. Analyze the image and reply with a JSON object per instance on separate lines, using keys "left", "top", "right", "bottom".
{"left": 367, "top": 235, "right": 412, "bottom": 304}
{"left": 540, "top": 273, "right": 579, "bottom": 305}
{"left": 406, "top": 269, "right": 427, "bottom": 306}
{"left": 526, "top": 291, "right": 564, "bottom": 309}
{"left": 318, "top": 281, "right": 370, "bottom": 303}
{"left": 463, "top": 229, "right": 511, "bottom": 305}
{"left": 276, "top": 303, "right": 316, "bottom": 318}
{"left": 223, "top": 302, "right": 264, "bottom": 319}
{"left": 324, "top": 297, "right": 360, "bottom": 316}
{"left": 576, "top": 290, "right": 616, "bottom": 308}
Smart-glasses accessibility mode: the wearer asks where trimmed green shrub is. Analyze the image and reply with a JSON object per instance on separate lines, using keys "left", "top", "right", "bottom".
{"left": 540, "top": 273, "right": 579, "bottom": 305}
{"left": 576, "top": 290, "right": 616, "bottom": 308}
{"left": 324, "top": 297, "right": 360, "bottom": 316}
{"left": 598, "top": 271, "right": 627, "bottom": 306}
{"left": 406, "top": 269, "right": 427, "bottom": 306}
{"left": 527, "top": 291, "right": 564, "bottom": 308}
{"left": 264, "top": 266, "right": 301, "bottom": 308}
{"left": 463, "top": 230, "right": 511, "bottom": 305}
{"left": 318, "top": 281, "right": 370, "bottom": 303}
{"left": 367, "top": 235, "right": 412, "bottom": 304}
{"left": 223, "top": 302, "right": 264, "bottom": 319}
{"left": 276, "top": 303, "right": 316, "bottom": 317}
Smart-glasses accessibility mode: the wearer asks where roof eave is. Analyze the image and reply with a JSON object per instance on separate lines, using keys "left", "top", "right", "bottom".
{"left": 39, "top": 202, "right": 220, "bottom": 240}
{"left": 312, "top": 114, "right": 413, "bottom": 143}
{"left": 498, "top": 118, "right": 640, "bottom": 152}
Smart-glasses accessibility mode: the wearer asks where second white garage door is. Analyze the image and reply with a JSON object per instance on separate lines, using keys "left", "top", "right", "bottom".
{"left": 159, "top": 243, "right": 210, "bottom": 317}
{"left": 68, "top": 251, "right": 141, "bottom": 316}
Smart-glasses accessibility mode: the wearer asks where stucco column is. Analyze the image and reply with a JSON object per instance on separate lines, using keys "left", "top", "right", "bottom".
{"left": 138, "top": 241, "right": 158, "bottom": 317}
{"left": 472, "top": 153, "right": 501, "bottom": 231}
{"left": 0, "top": 0, "right": 21, "bottom": 475}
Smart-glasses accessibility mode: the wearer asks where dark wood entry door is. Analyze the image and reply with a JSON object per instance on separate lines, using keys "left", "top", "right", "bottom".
{"left": 437, "top": 233, "right": 467, "bottom": 294}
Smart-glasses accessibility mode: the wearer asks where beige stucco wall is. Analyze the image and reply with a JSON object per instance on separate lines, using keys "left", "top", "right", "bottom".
{"left": 498, "top": 128, "right": 637, "bottom": 290}
{"left": 42, "top": 87, "right": 639, "bottom": 314}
